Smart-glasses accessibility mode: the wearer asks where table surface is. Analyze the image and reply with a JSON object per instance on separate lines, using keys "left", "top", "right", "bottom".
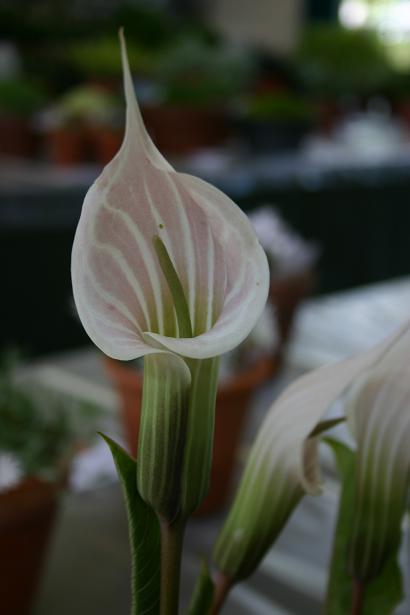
{"left": 29, "top": 277, "right": 410, "bottom": 614}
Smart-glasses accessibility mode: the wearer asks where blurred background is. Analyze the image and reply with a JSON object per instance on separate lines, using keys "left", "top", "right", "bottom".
{"left": 1, "top": 1, "right": 410, "bottom": 614}
{"left": 1, "top": 0, "right": 410, "bottom": 356}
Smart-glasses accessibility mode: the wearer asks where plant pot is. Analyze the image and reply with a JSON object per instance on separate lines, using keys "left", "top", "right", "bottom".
{"left": 0, "top": 478, "right": 61, "bottom": 614}
{"left": 104, "top": 353, "right": 279, "bottom": 515}
{"left": 45, "top": 128, "right": 86, "bottom": 166}
{"left": 0, "top": 116, "right": 33, "bottom": 158}
{"left": 90, "top": 127, "right": 123, "bottom": 165}
{"left": 269, "top": 269, "right": 316, "bottom": 347}
{"left": 141, "top": 105, "right": 229, "bottom": 155}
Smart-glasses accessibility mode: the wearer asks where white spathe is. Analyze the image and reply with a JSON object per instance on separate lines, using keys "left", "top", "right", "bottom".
{"left": 71, "top": 32, "right": 269, "bottom": 361}
{"left": 255, "top": 320, "right": 410, "bottom": 496}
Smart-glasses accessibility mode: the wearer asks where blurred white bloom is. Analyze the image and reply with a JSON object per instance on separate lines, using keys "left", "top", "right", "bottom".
{"left": 0, "top": 453, "right": 22, "bottom": 493}
{"left": 247, "top": 302, "right": 279, "bottom": 354}
{"left": 249, "top": 206, "right": 319, "bottom": 277}
{"left": 70, "top": 440, "right": 118, "bottom": 492}
{"left": 219, "top": 303, "right": 279, "bottom": 382}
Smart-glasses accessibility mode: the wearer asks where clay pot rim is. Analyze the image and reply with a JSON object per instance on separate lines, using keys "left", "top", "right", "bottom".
{"left": 0, "top": 476, "right": 62, "bottom": 526}
{"left": 104, "top": 352, "right": 279, "bottom": 395}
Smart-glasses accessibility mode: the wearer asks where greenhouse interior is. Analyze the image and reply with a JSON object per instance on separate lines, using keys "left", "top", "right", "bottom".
{"left": 1, "top": 1, "right": 410, "bottom": 614}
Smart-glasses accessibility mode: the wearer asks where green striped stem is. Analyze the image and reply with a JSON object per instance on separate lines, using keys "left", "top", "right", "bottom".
{"left": 181, "top": 356, "right": 220, "bottom": 516}
{"left": 137, "top": 352, "right": 191, "bottom": 520}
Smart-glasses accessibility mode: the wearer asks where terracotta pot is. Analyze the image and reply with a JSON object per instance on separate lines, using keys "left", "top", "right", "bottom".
{"left": 0, "top": 478, "right": 60, "bottom": 614}
{"left": 0, "top": 116, "right": 33, "bottom": 158}
{"left": 104, "top": 353, "right": 279, "bottom": 515}
{"left": 90, "top": 127, "right": 123, "bottom": 165}
{"left": 46, "top": 128, "right": 86, "bottom": 166}
{"left": 141, "top": 105, "right": 229, "bottom": 155}
{"left": 269, "top": 269, "right": 316, "bottom": 347}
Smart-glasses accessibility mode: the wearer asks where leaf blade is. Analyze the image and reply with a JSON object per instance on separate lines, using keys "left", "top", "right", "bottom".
{"left": 101, "top": 434, "right": 161, "bottom": 615}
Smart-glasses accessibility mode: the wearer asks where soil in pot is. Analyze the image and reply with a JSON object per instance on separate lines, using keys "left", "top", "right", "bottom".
{"left": 104, "top": 354, "right": 279, "bottom": 515}
{"left": 0, "top": 478, "right": 61, "bottom": 615}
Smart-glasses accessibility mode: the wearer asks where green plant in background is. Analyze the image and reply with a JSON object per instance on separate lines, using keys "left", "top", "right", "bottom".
{"left": 0, "top": 353, "right": 99, "bottom": 485}
{"left": 245, "top": 92, "right": 315, "bottom": 121}
{"left": 53, "top": 85, "right": 122, "bottom": 127}
{"left": 0, "top": 78, "right": 46, "bottom": 117}
{"left": 71, "top": 33, "right": 410, "bottom": 615}
{"left": 66, "top": 36, "right": 160, "bottom": 79}
{"left": 111, "top": 4, "right": 185, "bottom": 50}
{"left": 154, "top": 38, "right": 256, "bottom": 106}
{"left": 294, "top": 25, "right": 396, "bottom": 98}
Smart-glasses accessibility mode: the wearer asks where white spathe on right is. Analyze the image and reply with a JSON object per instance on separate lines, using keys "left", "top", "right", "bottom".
{"left": 346, "top": 328, "right": 410, "bottom": 581}
{"left": 214, "top": 319, "right": 410, "bottom": 581}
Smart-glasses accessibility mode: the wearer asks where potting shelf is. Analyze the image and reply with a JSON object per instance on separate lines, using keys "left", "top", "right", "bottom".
{"left": 25, "top": 276, "right": 410, "bottom": 614}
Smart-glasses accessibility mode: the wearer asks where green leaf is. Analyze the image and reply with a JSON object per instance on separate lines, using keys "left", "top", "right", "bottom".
{"left": 101, "top": 434, "right": 161, "bottom": 615}
{"left": 188, "top": 561, "right": 215, "bottom": 615}
{"left": 325, "top": 438, "right": 403, "bottom": 615}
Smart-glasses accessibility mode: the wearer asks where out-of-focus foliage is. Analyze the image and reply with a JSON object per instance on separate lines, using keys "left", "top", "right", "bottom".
{"left": 0, "top": 353, "right": 99, "bottom": 480}
{"left": 66, "top": 37, "right": 159, "bottom": 78}
{"left": 244, "top": 93, "right": 315, "bottom": 121}
{"left": 53, "top": 85, "right": 122, "bottom": 126}
{"left": 294, "top": 25, "right": 396, "bottom": 97}
{"left": 0, "top": 78, "right": 46, "bottom": 116}
{"left": 153, "top": 38, "right": 257, "bottom": 106}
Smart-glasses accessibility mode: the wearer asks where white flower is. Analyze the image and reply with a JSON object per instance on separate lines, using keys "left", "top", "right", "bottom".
{"left": 249, "top": 205, "right": 319, "bottom": 276}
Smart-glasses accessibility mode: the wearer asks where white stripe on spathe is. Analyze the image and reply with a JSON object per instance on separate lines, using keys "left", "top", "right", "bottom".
{"left": 101, "top": 196, "right": 165, "bottom": 334}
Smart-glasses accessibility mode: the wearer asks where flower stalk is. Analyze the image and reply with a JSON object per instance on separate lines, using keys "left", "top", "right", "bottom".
{"left": 159, "top": 518, "right": 186, "bottom": 615}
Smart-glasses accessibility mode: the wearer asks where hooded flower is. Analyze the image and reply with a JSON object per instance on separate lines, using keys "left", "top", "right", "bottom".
{"left": 71, "top": 32, "right": 269, "bottom": 364}
{"left": 214, "top": 320, "right": 410, "bottom": 582}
